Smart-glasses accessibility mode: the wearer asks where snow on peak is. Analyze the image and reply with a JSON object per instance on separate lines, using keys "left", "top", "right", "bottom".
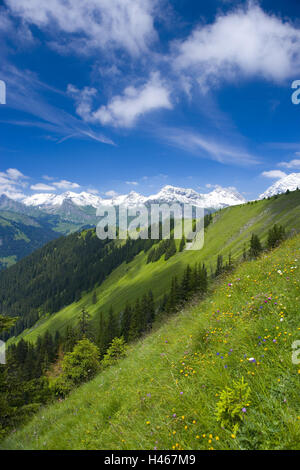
{"left": 22, "top": 185, "right": 246, "bottom": 211}
{"left": 23, "top": 191, "right": 103, "bottom": 208}
{"left": 259, "top": 173, "right": 300, "bottom": 199}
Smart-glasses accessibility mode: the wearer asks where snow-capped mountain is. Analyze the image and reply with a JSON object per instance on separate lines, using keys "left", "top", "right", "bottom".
{"left": 23, "top": 191, "right": 103, "bottom": 209}
{"left": 146, "top": 185, "right": 246, "bottom": 209}
{"left": 259, "top": 173, "right": 300, "bottom": 199}
{"left": 22, "top": 185, "right": 246, "bottom": 212}
{"left": 104, "top": 191, "right": 148, "bottom": 209}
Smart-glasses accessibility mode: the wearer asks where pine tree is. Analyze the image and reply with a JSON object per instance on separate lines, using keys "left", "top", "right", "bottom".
{"left": 120, "top": 303, "right": 132, "bottom": 342}
{"left": 215, "top": 254, "right": 223, "bottom": 276}
{"left": 96, "top": 312, "right": 107, "bottom": 357}
{"left": 147, "top": 290, "right": 155, "bottom": 326}
{"left": 267, "top": 224, "right": 285, "bottom": 249}
{"left": 181, "top": 264, "right": 192, "bottom": 301}
{"left": 249, "top": 233, "right": 263, "bottom": 258}
{"left": 92, "top": 291, "right": 97, "bottom": 305}
{"left": 105, "top": 306, "right": 119, "bottom": 346}
{"left": 78, "top": 307, "right": 91, "bottom": 337}
{"left": 128, "top": 299, "right": 141, "bottom": 341}
{"left": 165, "top": 238, "right": 177, "bottom": 260}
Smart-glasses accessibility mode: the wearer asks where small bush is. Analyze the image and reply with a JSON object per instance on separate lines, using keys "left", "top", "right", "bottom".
{"left": 51, "top": 338, "right": 100, "bottom": 396}
{"left": 215, "top": 377, "right": 251, "bottom": 434}
{"left": 101, "top": 337, "right": 128, "bottom": 369}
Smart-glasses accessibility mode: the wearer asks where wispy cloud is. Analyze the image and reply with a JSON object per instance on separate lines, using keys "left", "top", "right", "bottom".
{"left": 261, "top": 170, "right": 287, "bottom": 179}
{"left": 5, "top": 0, "right": 159, "bottom": 57}
{"left": 278, "top": 158, "right": 300, "bottom": 169}
{"left": 162, "top": 127, "right": 260, "bottom": 165}
{"left": 30, "top": 183, "right": 56, "bottom": 191}
{"left": 52, "top": 180, "right": 80, "bottom": 190}
{"left": 0, "top": 64, "right": 114, "bottom": 145}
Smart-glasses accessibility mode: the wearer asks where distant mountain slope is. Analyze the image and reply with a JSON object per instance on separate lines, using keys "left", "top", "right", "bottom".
{"left": 0, "top": 211, "right": 61, "bottom": 269}
{"left": 259, "top": 172, "right": 300, "bottom": 199}
{"left": 3, "top": 232, "right": 300, "bottom": 450}
{"left": 7, "top": 189, "right": 300, "bottom": 345}
{"left": 0, "top": 195, "right": 97, "bottom": 268}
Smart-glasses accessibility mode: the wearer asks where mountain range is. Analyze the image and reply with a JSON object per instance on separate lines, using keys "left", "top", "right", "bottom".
{"left": 23, "top": 184, "right": 246, "bottom": 212}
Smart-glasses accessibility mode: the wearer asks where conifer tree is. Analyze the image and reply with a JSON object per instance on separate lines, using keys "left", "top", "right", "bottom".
{"left": 249, "top": 233, "right": 263, "bottom": 258}
{"left": 96, "top": 312, "right": 107, "bottom": 357}
{"left": 215, "top": 254, "right": 223, "bottom": 276}
{"left": 78, "top": 307, "right": 91, "bottom": 337}
{"left": 92, "top": 291, "right": 97, "bottom": 305}
{"left": 165, "top": 238, "right": 177, "bottom": 260}
{"left": 120, "top": 303, "right": 132, "bottom": 342}
{"left": 267, "top": 224, "right": 285, "bottom": 249}
{"left": 105, "top": 306, "right": 119, "bottom": 346}
{"left": 147, "top": 290, "right": 155, "bottom": 326}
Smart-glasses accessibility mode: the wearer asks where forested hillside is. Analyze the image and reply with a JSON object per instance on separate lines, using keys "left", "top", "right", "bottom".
{"left": 0, "top": 230, "right": 160, "bottom": 338}
{"left": 0, "top": 211, "right": 61, "bottom": 270}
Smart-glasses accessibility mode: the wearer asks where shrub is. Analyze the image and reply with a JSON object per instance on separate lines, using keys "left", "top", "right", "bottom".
{"left": 215, "top": 377, "right": 251, "bottom": 434}
{"left": 101, "top": 337, "right": 128, "bottom": 369}
{"left": 51, "top": 338, "right": 100, "bottom": 396}
{"left": 267, "top": 224, "right": 286, "bottom": 250}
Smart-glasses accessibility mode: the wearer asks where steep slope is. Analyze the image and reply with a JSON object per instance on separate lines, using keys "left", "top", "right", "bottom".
{"left": 2, "top": 234, "right": 300, "bottom": 450}
{"left": 7, "top": 189, "right": 300, "bottom": 345}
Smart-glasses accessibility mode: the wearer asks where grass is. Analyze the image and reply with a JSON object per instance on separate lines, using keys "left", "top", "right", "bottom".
{"left": 2, "top": 233, "right": 300, "bottom": 450}
{"left": 9, "top": 191, "right": 300, "bottom": 345}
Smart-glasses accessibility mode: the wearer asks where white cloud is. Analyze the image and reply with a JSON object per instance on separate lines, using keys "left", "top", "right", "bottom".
{"left": 173, "top": 2, "right": 300, "bottom": 89}
{"left": 52, "top": 179, "right": 80, "bottom": 190}
{"left": 5, "top": 0, "right": 158, "bottom": 57}
{"left": 261, "top": 170, "right": 287, "bottom": 179}
{"left": 105, "top": 190, "right": 119, "bottom": 198}
{"left": 125, "top": 181, "right": 139, "bottom": 186}
{"left": 30, "top": 183, "right": 56, "bottom": 191}
{"left": 67, "top": 85, "right": 97, "bottom": 122}
{"left": 5, "top": 168, "right": 27, "bottom": 180}
{"left": 278, "top": 159, "right": 300, "bottom": 169}
{"left": 42, "top": 175, "right": 54, "bottom": 181}
{"left": 92, "top": 73, "right": 172, "bottom": 128}
{"left": 0, "top": 168, "right": 28, "bottom": 200}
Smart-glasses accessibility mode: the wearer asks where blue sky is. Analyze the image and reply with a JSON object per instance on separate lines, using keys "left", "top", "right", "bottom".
{"left": 1, "top": 0, "right": 300, "bottom": 200}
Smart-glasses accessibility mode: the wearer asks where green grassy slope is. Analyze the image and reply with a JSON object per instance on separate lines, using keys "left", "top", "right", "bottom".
{"left": 12, "top": 191, "right": 300, "bottom": 344}
{"left": 3, "top": 233, "right": 300, "bottom": 450}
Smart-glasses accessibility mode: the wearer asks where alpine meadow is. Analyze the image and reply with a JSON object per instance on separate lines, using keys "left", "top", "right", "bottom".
{"left": 1, "top": 0, "right": 300, "bottom": 456}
